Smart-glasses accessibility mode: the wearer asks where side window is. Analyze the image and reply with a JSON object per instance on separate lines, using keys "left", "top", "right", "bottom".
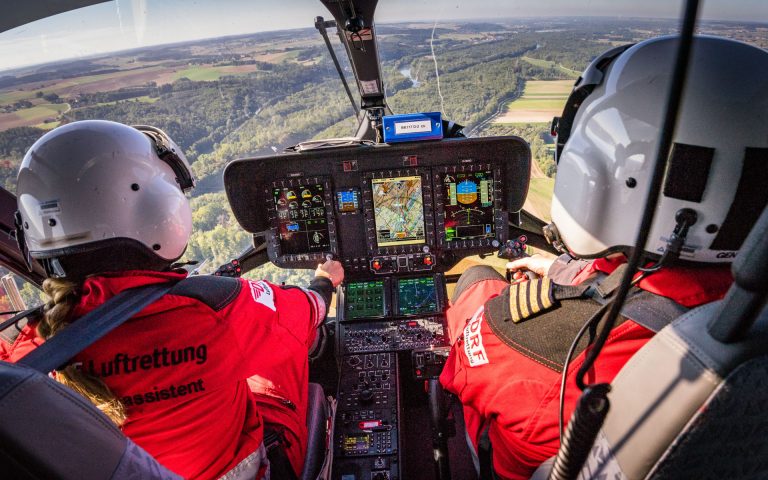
{"left": 0, "top": 267, "right": 44, "bottom": 345}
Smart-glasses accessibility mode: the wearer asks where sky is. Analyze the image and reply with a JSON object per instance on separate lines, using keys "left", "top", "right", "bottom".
{"left": 1, "top": 0, "right": 766, "bottom": 72}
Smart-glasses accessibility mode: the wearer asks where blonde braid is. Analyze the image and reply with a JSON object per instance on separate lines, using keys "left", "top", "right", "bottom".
{"left": 38, "top": 278, "right": 127, "bottom": 426}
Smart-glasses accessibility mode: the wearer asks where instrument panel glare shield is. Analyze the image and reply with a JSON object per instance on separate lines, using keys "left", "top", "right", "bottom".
{"left": 223, "top": 137, "right": 532, "bottom": 271}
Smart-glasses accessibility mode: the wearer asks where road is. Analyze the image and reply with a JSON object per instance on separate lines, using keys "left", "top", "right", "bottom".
{"left": 465, "top": 77, "right": 524, "bottom": 137}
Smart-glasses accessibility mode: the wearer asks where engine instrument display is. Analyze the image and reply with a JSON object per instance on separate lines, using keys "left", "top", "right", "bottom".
{"left": 397, "top": 276, "right": 439, "bottom": 316}
{"left": 442, "top": 170, "right": 495, "bottom": 241}
{"left": 345, "top": 280, "right": 387, "bottom": 319}
{"left": 371, "top": 175, "right": 425, "bottom": 247}
{"left": 273, "top": 184, "right": 331, "bottom": 254}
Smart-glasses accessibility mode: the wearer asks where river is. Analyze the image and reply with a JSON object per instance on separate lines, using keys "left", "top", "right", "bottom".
{"left": 399, "top": 67, "right": 420, "bottom": 88}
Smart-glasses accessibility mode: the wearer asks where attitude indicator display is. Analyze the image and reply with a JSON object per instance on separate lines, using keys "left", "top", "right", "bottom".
{"left": 397, "top": 276, "right": 438, "bottom": 316}
{"left": 371, "top": 175, "right": 426, "bottom": 247}
{"left": 442, "top": 170, "right": 495, "bottom": 241}
{"left": 273, "top": 184, "right": 331, "bottom": 254}
{"left": 336, "top": 187, "right": 361, "bottom": 214}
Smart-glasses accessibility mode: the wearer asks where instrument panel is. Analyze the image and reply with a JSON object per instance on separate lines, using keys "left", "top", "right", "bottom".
{"left": 224, "top": 136, "right": 530, "bottom": 277}
{"left": 225, "top": 137, "right": 529, "bottom": 480}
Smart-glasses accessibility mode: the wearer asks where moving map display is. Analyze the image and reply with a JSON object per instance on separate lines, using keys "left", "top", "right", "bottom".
{"left": 371, "top": 175, "right": 425, "bottom": 247}
{"left": 273, "top": 184, "right": 331, "bottom": 254}
{"left": 397, "top": 277, "right": 438, "bottom": 315}
{"left": 442, "top": 170, "right": 495, "bottom": 241}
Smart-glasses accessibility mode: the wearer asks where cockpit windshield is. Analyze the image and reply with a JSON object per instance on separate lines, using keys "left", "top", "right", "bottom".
{"left": 0, "top": 0, "right": 766, "bottom": 283}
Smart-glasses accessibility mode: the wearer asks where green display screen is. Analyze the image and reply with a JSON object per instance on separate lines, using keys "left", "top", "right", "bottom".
{"left": 397, "top": 277, "right": 438, "bottom": 315}
{"left": 345, "top": 280, "right": 386, "bottom": 319}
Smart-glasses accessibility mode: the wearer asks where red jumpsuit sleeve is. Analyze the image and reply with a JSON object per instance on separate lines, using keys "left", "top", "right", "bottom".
{"left": 220, "top": 278, "right": 327, "bottom": 378}
{"left": 0, "top": 338, "right": 9, "bottom": 361}
{"left": 3, "top": 322, "right": 45, "bottom": 363}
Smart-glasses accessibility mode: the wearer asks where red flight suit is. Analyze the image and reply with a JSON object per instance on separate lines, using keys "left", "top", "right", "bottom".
{"left": 1, "top": 270, "right": 331, "bottom": 480}
{"left": 439, "top": 256, "right": 733, "bottom": 480}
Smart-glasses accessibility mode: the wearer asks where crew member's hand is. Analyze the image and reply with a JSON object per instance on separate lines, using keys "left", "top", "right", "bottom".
{"left": 506, "top": 254, "right": 556, "bottom": 280}
{"left": 315, "top": 259, "right": 345, "bottom": 288}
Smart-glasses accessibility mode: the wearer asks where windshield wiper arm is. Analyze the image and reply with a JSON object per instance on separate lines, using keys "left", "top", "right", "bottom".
{"left": 315, "top": 16, "right": 360, "bottom": 119}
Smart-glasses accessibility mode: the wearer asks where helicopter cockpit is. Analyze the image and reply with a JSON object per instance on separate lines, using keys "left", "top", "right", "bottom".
{"left": 1, "top": 1, "right": 768, "bottom": 480}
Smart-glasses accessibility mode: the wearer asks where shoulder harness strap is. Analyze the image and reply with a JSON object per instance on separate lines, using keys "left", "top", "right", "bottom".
{"left": 14, "top": 275, "right": 242, "bottom": 373}
{"left": 169, "top": 275, "right": 241, "bottom": 312}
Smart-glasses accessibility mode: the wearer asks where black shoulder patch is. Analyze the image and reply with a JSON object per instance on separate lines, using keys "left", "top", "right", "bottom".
{"left": 169, "top": 275, "right": 242, "bottom": 311}
{"left": 485, "top": 278, "right": 557, "bottom": 324}
{"left": 485, "top": 296, "right": 629, "bottom": 371}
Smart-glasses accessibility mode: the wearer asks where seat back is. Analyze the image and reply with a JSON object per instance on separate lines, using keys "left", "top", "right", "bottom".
{"left": 572, "top": 177, "right": 768, "bottom": 480}
{"left": 0, "top": 361, "right": 180, "bottom": 479}
{"left": 301, "top": 382, "right": 333, "bottom": 480}
{"left": 574, "top": 302, "right": 768, "bottom": 479}
{"left": 0, "top": 361, "right": 332, "bottom": 480}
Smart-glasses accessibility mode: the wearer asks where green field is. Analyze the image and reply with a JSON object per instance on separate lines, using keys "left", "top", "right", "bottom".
{"left": 14, "top": 103, "right": 69, "bottom": 121}
{"left": 0, "top": 102, "right": 70, "bottom": 130}
{"left": 504, "top": 96, "right": 567, "bottom": 110}
{"left": 524, "top": 176, "right": 555, "bottom": 222}
{"left": 495, "top": 80, "right": 571, "bottom": 124}
{"left": 173, "top": 65, "right": 261, "bottom": 82}
{"left": 523, "top": 80, "right": 574, "bottom": 95}
{"left": 34, "top": 120, "right": 61, "bottom": 130}
{"left": 92, "top": 95, "right": 159, "bottom": 108}
{"left": 174, "top": 66, "right": 229, "bottom": 82}
{"left": 0, "top": 90, "right": 36, "bottom": 104}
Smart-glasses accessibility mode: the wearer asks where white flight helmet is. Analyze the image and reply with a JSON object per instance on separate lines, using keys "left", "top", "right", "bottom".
{"left": 16, "top": 120, "right": 195, "bottom": 278}
{"left": 548, "top": 36, "right": 768, "bottom": 263}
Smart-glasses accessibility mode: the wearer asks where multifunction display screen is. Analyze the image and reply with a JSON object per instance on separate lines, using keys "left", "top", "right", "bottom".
{"left": 442, "top": 170, "right": 495, "bottom": 241}
{"left": 397, "top": 277, "right": 438, "bottom": 316}
{"left": 371, "top": 175, "right": 425, "bottom": 247}
{"left": 345, "top": 280, "right": 386, "bottom": 319}
{"left": 273, "top": 184, "right": 330, "bottom": 254}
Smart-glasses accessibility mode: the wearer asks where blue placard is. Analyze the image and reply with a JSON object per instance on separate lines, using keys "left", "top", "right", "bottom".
{"left": 382, "top": 112, "right": 443, "bottom": 143}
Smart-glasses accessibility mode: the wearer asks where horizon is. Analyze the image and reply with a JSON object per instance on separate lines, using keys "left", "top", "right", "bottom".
{"left": 2, "top": 0, "right": 767, "bottom": 74}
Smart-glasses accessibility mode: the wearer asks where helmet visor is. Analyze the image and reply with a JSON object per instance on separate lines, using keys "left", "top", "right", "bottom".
{"left": 133, "top": 125, "right": 195, "bottom": 192}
